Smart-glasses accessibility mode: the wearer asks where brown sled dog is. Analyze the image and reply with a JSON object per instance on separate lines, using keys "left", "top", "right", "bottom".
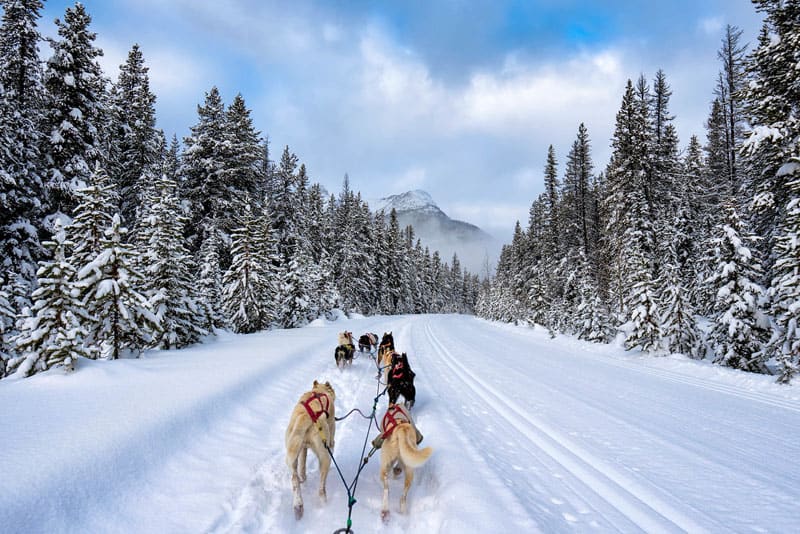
{"left": 285, "top": 380, "right": 336, "bottom": 520}
{"left": 378, "top": 405, "right": 433, "bottom": 521}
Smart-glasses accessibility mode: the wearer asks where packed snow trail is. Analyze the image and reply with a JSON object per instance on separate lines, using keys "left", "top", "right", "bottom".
{"left": 2, "top": 314, "right": 799, "bottom": 533}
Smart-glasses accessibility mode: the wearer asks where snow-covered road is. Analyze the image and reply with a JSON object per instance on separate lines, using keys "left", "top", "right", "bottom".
{"left": 2, "top": 314, "right": 799, "bottom": 533}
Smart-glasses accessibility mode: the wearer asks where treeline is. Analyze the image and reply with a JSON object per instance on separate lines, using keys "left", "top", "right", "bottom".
{"left": 478, "top": 1, "right": 800, "bottom": 383}
{"left": 0, "top": 2, "right": 478, "bottom": 378}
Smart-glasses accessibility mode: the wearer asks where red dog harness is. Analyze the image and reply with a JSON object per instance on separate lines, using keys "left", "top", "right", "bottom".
{"left": 391, "top": 359, "right": 406, "bottom": 380}
{"left": 381, "top": 404, "right": 411, "bottom": 439}
{"left": 302, "top": 392, "right": 330, "bottom": 424}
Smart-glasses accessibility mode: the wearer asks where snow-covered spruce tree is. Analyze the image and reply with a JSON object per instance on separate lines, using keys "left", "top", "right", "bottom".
{"left": 11, "top": 221, "right": 90, "bottom": 376}
{"left": 660, "top": 262, "right": 701, "bottom": 358}
{"left": 707, "top": 205, "right": 770, "bottom": 373}
{"left": 76, "top": 214, "right": 160, "bottom": 359}
{"left": 0, "top": 286, "right": 13, "bottom": 376}
{"left": 42, "top": 2, "right": 105, "bottom": 221}
{"left": 69, "top": 163, "right": 118, "bottom": 270}
{"left": 222, "top": 202, "right": 271, "bottom": 334}
{"left": 137, "top": 173, "right": 206, "bottom": 349}
{"left": 223, "top": 93, "right": 264, "bottom": 209}
{"left": 0, "top": 0, "right": 47, "bottom": 322}
{"left": 742, "top": 1, "right": 800, "bottom": 271}
{"left": 196, "top": 230, "right": 225, "bottom": 332}
{"left": 271, "top": 145, "right": 299, "bottom": 264}
{"left": 108, "top": 44, "right": 159, "bottom": 228}
{"left": 604, "top": 78, "right": 660, "bottom": 348}
{"left": 180, "top": 86, "right": 228, "bottom": 255}
{"left": 770, "top": 175, "right": 800, "bottom": 383}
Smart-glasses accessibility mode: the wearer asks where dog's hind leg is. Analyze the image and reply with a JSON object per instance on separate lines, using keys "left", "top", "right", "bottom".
{"left": 298, "top": 445, "right": 308, "bottom": 483}
{"left": 400, "top": 466, "right": 414, "bottom": 514}
{"left": 316, "top": 441, "right": 331, "bottom": 503}
{"left": 286, "top": 444, "right": 304, "bottom": 519}
{"left": 380, "top": 460, "right": 391, "bottom": 522}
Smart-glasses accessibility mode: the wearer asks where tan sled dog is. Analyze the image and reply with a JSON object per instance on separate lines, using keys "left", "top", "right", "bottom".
{"left": 379, "top": 406, "right": 433, "bottom": 521}
{"left": 285, "top": 380, "right": 336, "bottom": 520}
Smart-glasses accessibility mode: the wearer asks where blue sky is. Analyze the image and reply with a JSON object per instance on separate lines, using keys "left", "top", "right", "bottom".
{"left": 39, "top": 0, "right": 764, "bottom": 239}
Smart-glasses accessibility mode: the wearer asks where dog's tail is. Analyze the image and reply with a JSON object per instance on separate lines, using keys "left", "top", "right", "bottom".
{"left": 396, "top": 424, "right": 432, "bottom": 468}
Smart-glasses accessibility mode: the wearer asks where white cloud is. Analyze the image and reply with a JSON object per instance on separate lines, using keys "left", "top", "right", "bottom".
{"left": 699, "top": 16, "right": 724, "bottom": 36}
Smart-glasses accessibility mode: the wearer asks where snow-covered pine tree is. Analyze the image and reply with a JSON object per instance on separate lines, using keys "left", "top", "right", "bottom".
{"left": 11, "top": 221, "right": 90, "bottom": 376}
{"left": 604, "top": 79, "right": 658, "bottom": 328}
{"left": 222, "top": 202, "right": 270, "bottom": 333}
{"left": 707, "top": 205, "right": 770, "bottom": 373}
{"left": 196, "top": 230, "right": 225, "bottom": 332}
{"left": 138, "top": 172, "right": 206, "bottom": 349}
{"left": 42, "top": 2, "right": 106, "bottom": 222}
{"left": 222, "top": 93, "right": 264, "bottom": 212}
{"left": 110, "top": 44, "right": 159, "bottom": 228}
{"left": 0, "top": 285, "right": 13, "bottom": 376}
{"left": 77, "top": 214, "right": 160, "bottom": 359}
{"left": 742, "top": 2, "right": 800, "bottom": 273}
{"left": 0, "top": 0, "right": 47, "bottom": 323}
{"left": 574, "top": 253, "right": 613, "bottom": 343}
{"left": 69, "top": 163, "right": 118, "bottom": 269}
{"left": 769, "top": 173, "right": 800, "bottom": 383}
{"left": 181, "top": 86, "right": 227, "bottom": 255}
{"left": 271, "top": 145, "right": 299, "bottom": 264}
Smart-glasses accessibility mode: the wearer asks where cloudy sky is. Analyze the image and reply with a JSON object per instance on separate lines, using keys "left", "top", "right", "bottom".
{"left": 41, "top": 0, "right": 764, "bottom": 240}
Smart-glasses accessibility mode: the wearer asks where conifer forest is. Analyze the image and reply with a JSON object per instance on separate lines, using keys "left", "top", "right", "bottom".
{"left": 1, "top": 0, "right": 799, "bottom": 385}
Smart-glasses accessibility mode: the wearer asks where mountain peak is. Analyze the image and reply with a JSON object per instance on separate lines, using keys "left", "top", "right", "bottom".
{"left": 370, "top": 189, "right": 500, "bottom": 275}
{"left": 375, "top": 189, "right": 442, "bottom": 215}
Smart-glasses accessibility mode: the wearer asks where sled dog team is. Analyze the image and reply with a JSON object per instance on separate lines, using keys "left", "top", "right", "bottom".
{"left": 285, "top": 330, "right": 431, "bottom": 522}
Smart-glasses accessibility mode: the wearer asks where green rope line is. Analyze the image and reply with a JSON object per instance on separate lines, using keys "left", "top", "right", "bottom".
{"left": 324, "top": 371, "right": 388, "bottom": 533}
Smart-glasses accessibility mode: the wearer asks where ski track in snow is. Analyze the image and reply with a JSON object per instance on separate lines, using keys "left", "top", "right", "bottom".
{"left": 422, "top": 322, "right": 704, "bottom": 533}
{"left": 2, "top": 314, "right": 800, "bottom": 533}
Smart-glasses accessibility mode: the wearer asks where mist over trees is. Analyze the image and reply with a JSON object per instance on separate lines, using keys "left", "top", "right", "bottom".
{"left": 0, "top": 1, "right": 478, "bottom": 378}
{"left": 479, "top": 1, "right": 800, "bottom": 383}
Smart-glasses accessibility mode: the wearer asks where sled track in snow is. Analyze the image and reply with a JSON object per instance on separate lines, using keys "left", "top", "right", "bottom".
{"left": 423, "top": 324, "right": 708, "bottom": 534}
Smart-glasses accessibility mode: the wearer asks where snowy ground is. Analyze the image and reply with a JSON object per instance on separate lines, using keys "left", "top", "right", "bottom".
{"left": 2, "top": 314, "right": 800, "bottom": 533}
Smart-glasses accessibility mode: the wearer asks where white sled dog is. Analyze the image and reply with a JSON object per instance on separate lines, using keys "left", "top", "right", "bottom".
{"left": 285, "top": 380, "right": 336, "bottom": 520}
{"left": 378, "top": 408, "right": 433, "bottom": 521}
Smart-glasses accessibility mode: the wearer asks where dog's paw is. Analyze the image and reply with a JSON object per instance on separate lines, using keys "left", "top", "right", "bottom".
{"left": 319, "top": 488, "right": 327, "bottom": 503}
{"left": 294, "top": 504, "right": 304, "bottom": 520}
{"left": 381, "top": 510, "right": 390, "bottom": 523}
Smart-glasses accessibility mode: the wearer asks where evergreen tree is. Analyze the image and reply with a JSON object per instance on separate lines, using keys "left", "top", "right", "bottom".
{"left": 0, "top": 286, "right": 14, "bottom": 376}
{"left": 138, "top": 173, "right": 206, "bottom": 349}
{"left": 12, "top": 221, "right": 90, "bottom": 376}
{"left": 707, "top": 206, "right": 770, "bottom": 373}
{"left": 769, "top": 175, "right": 800, "bottom": 382}
{"left": 222, "top": 202, "right": 271, "bottom": 333}
{"left": 715, "top": 24, "right": 747, "bottom": 192}
{"left": 108, "top": 44, "right": 159, "bottom": 228}
{"left": 42, "top": 3, "right": 106, "bottom": 220}
{"left": 196, "top": 230, "right": 225, "bottom": 332}
{"left": 69, "top": 163, "right": 118, "bottom": 269}
{"left": 181, "top": 86, "right": 227, "bottom": 255}
{"left": 0, "top": 0, "right": 46, "bottom": 329}
{"left": 742, "top": 2, "right": 800, "bottom": 271}
{"left": 76, "top": 214, "right": 160, "bottom": 359}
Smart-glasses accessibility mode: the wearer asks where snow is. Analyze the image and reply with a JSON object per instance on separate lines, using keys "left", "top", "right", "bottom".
{"left": 373, "top": 190, "right": 441, "bottom": 214}
{"left": 2, "top": 314, "right": 799, "bottom": 533}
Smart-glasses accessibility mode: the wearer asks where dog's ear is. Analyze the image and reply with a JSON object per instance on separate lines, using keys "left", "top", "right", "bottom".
{"left": 325, "top": 381, "right": 331, "bottom": 387}
{"left": 313, "top": 379, "right": 319, "bottom": 387}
